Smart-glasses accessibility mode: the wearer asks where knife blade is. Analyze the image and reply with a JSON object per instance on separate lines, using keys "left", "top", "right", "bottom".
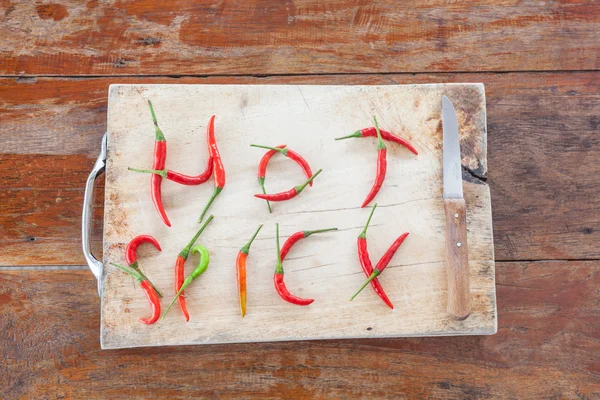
{"left": 442, "top": 96, "right": 471, "bottom": 320}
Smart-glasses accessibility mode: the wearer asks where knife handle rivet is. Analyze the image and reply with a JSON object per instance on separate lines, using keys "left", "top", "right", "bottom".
{"left": 454, "top": 213, "right": 459, "bottom": 218}
{"left": 456, "top": 242, "right": 462, "bottom": 247}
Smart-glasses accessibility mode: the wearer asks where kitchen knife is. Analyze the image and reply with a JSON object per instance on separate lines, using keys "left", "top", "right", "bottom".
{"left": 442, "top": 95, "right": 471, "bottom": 320}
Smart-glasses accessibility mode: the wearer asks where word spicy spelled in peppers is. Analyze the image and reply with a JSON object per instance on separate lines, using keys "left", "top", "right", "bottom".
{"left": 111, "top": 263, "right": 161, "bottom": 325}
{"left": 163, "top": 244, "right": 211, "bottom": 320}
{"left": 236, "top": 224, "right": 263, "bottom": 317}
{"left": 198, "top": 115, "right": 226, "bottom": 222}
{"left": 255, "top": 169, "right": 322, "bottom": 202}
{"left": 173, "top": 215, "right": 214, "bottom": 321}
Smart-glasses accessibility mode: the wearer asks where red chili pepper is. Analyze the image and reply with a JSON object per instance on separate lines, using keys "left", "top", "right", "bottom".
{"left": 198, "top": 115, "right": 225, "bottom": 222}
{"left": 111, "top": 263, "right": 161, "bottom": 325}
{"left": 273, "top": 223, "right": 314, "bottom": 306}
{"left": 125, "top": 235, "right": 163, "bottom": 297}
{"left": 335, "top": 127, "right": 418, "bottom": 155}
{"left": 361, "top": 116, "right": 387, "bottom": 208}
{"left": 356, "top": 204, "right": 393, "bottom": 309}
{"left": 254, "top": 169, "right": 322, "bottom": 202}
{"left": 147, "top": 100, "right": 171, "bottom": 227}
{"left": 236, "top": 224, "right": 263, "bottom": 317}
{"left": 129, "top": 155, "right": 214, "bottom": 186}
{"left": 351, "top": 231, "right": 409, "bottom": 301}
{"left": 174, "top": 215, "right": 214, "bottom": 321}
{"left": 257, "top": 144, "right": 287, "bottom": 213}
{"left": 280, "top": 228, "right": 338, "bottom": 261}
{"left": 251, "top": 144, "right": 313, "bottom": 186}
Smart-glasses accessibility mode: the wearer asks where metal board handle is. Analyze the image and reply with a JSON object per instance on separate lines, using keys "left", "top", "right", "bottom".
{"left": 82, "top": 133, "right": 107, "bottom": 296}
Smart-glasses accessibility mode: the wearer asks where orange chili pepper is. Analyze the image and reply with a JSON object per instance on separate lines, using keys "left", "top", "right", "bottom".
{"left": 236, "top": 224, "right": 263, "bottom": 317}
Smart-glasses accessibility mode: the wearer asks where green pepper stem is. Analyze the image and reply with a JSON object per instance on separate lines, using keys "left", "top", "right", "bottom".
{"left": 148, "top": 100, "right": 166, "bottom": 141}
{"left": 334, "top": 131, "right": 362, "bottom": 141}
{"left": 241, "top": 224, "right": 263, "bottom": 254}
{"left": 373, "top": 115, "right": 386, "bottom": 150}
{"left": 275, "top": 223, "right": 284, "bottom": 274}
{"left": 250, "top": 144, "right": 288, "bottom": 156}
{"left": 295, "top": 169, "right": 322, "bottom": 194}
{"left": 258, "top": 177, "right": 272, "bottom": 213}
{"left": 128, "top": 167, "right": 167, "bottom": 178}
{"left": 304, "top": 227, "right": 338, "bottom": 237}
{"left": 180, "top": 215, "right": 214, "bottom": 259}
{"left": 111, "top": 263, "right": 144, "bottom": 282}
{"left": 162, "top": 276, "right": 193, "bottom": 320}
{"left": 350, "top": 270, "right": 380, "bottom": 301}
{"left": 359, "top": 203, "right": 378, "bottom": 239}
{"left": 198, "top": 187, "right": 223, "bottom": 223}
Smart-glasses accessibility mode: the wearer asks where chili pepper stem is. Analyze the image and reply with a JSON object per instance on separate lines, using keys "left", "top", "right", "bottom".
{"left": 198, "top": 187, "right": 223, "bottom": 223}
{"left": 275, "top": 223, "right": 283, "bottom": 274}
{"left": 350, "top": 270, "right": 381, "bottom": 301}
{"left": 373, "top": 116, "right": 386, "bottom": 150}
{"left": 180, "top": 215, "right": 214, "bottom": 258}
{"left": 241, "top": 224, "right": 263, "bottom": 254}
{"left": 162, "top": 276, "right": 193, "bottom": 319}
{"left": 334, "top": 131, "right": 362, "bottom": 141}
{"left": 111, "top": 263, "right": 144, "bottom": 282}
{"left": 250, "top": 144, "right": 288, "bottom": 156}
{"left": 148, "top": 100, "right": 166, "bottom": 141}
{"left": 294, "top": 169, "right": 322, "bottom": 193}
{"left": 305, "top": 227, "right": 338, "bottom": 237}
{"left": 128, "top": 167, "right": 168, "bottom": 178}
{"left": 359, "top": 203, "right": 378, "bottom": 239}
{"left": 257, "top": 177, "right": 272, "bottom": 213}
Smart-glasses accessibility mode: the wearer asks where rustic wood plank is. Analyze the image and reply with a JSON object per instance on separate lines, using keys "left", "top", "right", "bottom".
{"left": 1, "top": 73, "right": 599, "bottom": 265}
{"left": 1, "top": 261, "right": 598, "bottom": 398}
{"left": 1, "top": 1, "right": 598, "bottom": 76}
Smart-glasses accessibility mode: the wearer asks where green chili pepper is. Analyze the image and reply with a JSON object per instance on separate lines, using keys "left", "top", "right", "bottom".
{"left": 162, "top": 244, "right": 210, "bottom": 320}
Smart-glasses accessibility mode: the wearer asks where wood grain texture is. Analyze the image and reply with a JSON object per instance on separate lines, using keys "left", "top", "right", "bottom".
{"left": 2, "top": 262, "right": 598, "bottom": 398}
{"left": 1, "top": 72, "right": 599, "bottom": 265}
{"left": 1, "top": 1, "right": 599, "bottom": 75}
{"left": 444, "top": 198, "right": 470, "bottom": 320}
{"left": 101, "top": 84, "right": 493, "bottom": 347}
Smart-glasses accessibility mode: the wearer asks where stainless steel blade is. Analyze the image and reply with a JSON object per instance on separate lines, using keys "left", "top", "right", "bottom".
{"left": 442, "top": 96, "right": 463, "bottom": 199}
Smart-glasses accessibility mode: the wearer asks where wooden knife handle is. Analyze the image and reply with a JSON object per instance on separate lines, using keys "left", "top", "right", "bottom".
{"left": 444, "top": 198, "right": 471, "bottom": 320}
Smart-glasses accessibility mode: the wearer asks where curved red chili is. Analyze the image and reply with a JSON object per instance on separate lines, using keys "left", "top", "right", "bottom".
{"left": 251, "top": 144, "right": 313, "bottom": 186}
{"left": 129, "top": 155, "right": 214, "bottom": 186}
{"left": 147, "top": 101, "right": 171, "bottom": 227}
{"left": 198, "top": 115, "right": 225, "bottom": 222}
{"left": 111, "top": 263, "right": 161, "bottom": 325}
{"left": 174, "top": 215, "right": 214, "bottom": 321}
{"left": 280, "top": 228, "right": 338, "bottom": 261}
{"left": 125, "top": 235, "right": 163, "bottom": 296}
{"left": 356, "top": 204, "right": 393, "bottom": 309}
{"left": 273, "top": 223, "right": 314, "bottom": 306}
{"left": 257, "top": 144, "right": 287, "bottom": 213}
{"left": 336, "top": 128, "right": 418, "bottom": 156}
{"left": 255, "top": 169, "right": 322, "bottom": 202}
{"left": 361, "top": 117, "right": 387, "bottom": 208}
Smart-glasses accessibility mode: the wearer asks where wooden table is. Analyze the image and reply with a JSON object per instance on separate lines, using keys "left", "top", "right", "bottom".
{"left": 1, "top": 1, "right": 598, "bottom": 398}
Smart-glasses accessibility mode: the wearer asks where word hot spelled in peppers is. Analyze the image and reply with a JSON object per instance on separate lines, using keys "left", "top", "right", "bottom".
{"left": 147, "top": 100, "right": 171, "bottom": 226}
{"left": 173, "top": 215, "right": 214, "bottom": 321}
{"left": 111, "top": 263, "right": 161, "bottom": 325}
{"left": 236, "top": 224, "right": 263, "bottom": 317}
{"left": 355, "top": 204, "right": 394, "bottom": 309}
{"left": 362, "top": 116, "right": 387, "bottom": 208}
{"left": 163, "top": 244, "right": 211, "bottom": 320}
{"left": 273, "top": 223, "right": 314, "bottom": 306}
{"left": 198, "top": 116, "right": 226, "bottom": 222}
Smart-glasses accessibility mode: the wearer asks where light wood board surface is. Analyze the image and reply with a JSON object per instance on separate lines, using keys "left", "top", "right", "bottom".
{"left": 102, "top": 83, "right": 494, "bottom": 349}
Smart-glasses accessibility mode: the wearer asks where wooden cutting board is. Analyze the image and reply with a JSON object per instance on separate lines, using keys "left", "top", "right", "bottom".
{"left": 102, "top": 84, "right": 495, "bottom": 349}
